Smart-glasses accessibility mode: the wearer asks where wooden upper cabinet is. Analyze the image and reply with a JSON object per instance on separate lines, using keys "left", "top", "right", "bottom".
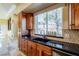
{"left": 18, "top": 12, "right": 34, "bottom": 31}
{"left": 18, "top": 12, "right": 22, "bottom": 30}
{"left": 63, "top": 4, "right": 79, "bottom": 29}
{"left": 22, "top": 13, "right": 34, "bottom": 30}
{"left": 74, "top": 4, "right": 79, "bottom": 29}
{"left": 63, "top": 4, "right": 69, "bottom": 29}
{"left": 70, "top": 4, "right": 79, "bottom": 29}
{"left": 26, "top": 13, "right": 33, "bottom": 29}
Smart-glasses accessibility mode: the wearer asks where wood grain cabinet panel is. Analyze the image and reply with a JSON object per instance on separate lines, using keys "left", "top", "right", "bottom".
{"left": 19, "top": 38, "right": 28, "bottom": 55}
{"left": 27, "top": 41, "right": 37, "bottom": 56}
{"left": 74, "top": 4, "right": 79, "bottom": 29}
{"left": 20, "top": 39, "right": 25, "bottom": 53}
{"left": 26, "top": 13, "right": 33, "bottom": 29}
{"left": 70, "top": 4, "right": 79, "bottom": 29}
{"left": 42, "top": 51, "right": 52, "bottom": 56}
{"left": 37, "top": 43, "right": 53, "bottom": 56}
{"left": 23, "top": 40, "right": 28, "bottom": 55}
{"left": 63, "top": 4, "right": 79, "bottom": 29}
{"left": 18, "top": 12, "right": 33, "bottom": 31}
{"left": 27, "top": 44, "right": 32, "bottom": 56}
{"left": 19, "top": 38, "right": 53, "bottom": 56}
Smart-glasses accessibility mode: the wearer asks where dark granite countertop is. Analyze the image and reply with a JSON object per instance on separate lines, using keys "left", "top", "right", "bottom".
{"left": 22, "top": 36, "right": 79, "bottom": 56}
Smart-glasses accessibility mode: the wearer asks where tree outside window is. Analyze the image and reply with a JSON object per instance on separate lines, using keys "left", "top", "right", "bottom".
{"left": 35, "top": 7, "right": 63, "bottom": 37}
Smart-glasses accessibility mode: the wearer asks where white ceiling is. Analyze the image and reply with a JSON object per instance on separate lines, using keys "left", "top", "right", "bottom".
{"left": 0, "top": 3, "right": 16, "bottom": 19}
{"left": 23, "top": 3, "right": 54, "bottom": 13}
{"left": 0, "top": 3, "right": 54, "bottom": 19}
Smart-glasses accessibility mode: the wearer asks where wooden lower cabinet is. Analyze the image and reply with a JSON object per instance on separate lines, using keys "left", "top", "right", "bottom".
{"left": 27, "top": 44, "right": 32, "bottom": 56}
{"left": 37, "top": 49, "right": 52, "bottom": 56}
{"left": 23, "top": 40, "right": 28, "bottom": 55}
{"left": 37, "top": 43, "right": 53, "bottom": 56}
{"left": 19, "top": 38, "right": 53, "bottom": 56}
{"left": 19, "top": 38, "right": 28, "bottom": 55}
{"left": 27, "top": 41, "right": 37, "bottom": 56}
{"left": 19, "top": 38, "right": 24, "bottom": 51}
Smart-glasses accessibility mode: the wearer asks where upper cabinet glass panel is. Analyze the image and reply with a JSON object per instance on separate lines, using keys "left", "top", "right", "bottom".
{"left": 22, "top": 18, "right": 26, "bottom": 31}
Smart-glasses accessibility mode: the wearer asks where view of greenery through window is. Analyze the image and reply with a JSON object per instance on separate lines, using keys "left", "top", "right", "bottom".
{"left": 35, "top": 7, "right": 63, "bottom": 37}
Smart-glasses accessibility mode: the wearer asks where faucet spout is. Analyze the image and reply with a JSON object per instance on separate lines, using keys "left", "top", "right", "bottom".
{"left": 43, "top": 35, "right": 47, "bottom": 39}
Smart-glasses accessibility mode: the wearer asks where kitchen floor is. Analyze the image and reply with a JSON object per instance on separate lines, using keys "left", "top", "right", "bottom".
{"left": 0, "top": 35, "right": 22, "bottom": 56}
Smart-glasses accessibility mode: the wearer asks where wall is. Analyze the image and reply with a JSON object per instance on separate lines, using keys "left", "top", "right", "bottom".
{"left": 32, "top": 4, "right": 79, "bottom": 45}
{"left": 0, "top": 19, "right": 8, "bottom": 34}
{"left": 0, "top": 20, "right": 8, "bottom": 25}
{"left": 11, "top": 14, "right": 18, "bottom": 40}
{"left": 0, "top": 19, "right": 8, "bottom": 45}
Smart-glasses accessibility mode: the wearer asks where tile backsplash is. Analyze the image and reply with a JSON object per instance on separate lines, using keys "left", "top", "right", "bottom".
{"left": 63, "top": 29, "right": 79, "bottom": 44}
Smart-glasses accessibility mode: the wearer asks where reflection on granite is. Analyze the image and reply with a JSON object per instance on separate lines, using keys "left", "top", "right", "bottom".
{"left": 49, "top": 40, "right": 79, "bottom": 55}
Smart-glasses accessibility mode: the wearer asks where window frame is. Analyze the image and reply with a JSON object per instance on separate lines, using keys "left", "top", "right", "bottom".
{"left": 34, "top": 5, "right": 64, "bottom": 38}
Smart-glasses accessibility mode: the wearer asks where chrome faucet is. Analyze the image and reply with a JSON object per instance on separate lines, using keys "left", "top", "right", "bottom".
{"left": 42, "top": 35, "right": 47, "bottom": 39}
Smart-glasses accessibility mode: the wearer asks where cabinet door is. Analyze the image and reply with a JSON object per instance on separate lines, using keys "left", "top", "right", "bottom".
{"left": 37, "top": 43, "right": 52, "bottom": 56}
{"left": 19, "top": 38, "right": 24, "bottom": 50}
{"left": 62, "top": 4, "right": 69, "bottom": 29}
{"left": 31, "top": 44, "right": 37, "bottom": 56}
{"left": 21, "top": 39, "right": 25, "bottom": 53}
{"left": 36, "top": 49, "right": 41, "bottom": 56}
{"left": 19, "top": 38, "right": 27, "bottom": 54}
{"left": 71, "top": 4, "right": 79, "bottom": 29}
{"left": 26, "top": 13, "right": 33, "bottom": 29}
{"left": 23, "top": 40, "right": 28, "bottom": 55}
{"left": 27, "top": 44, "right": 32, "bottom": 56}
{"left": 42, "top": 51, "right": 52, "bottom": 56}
{"left": 27, "top": 41, "right": 37, "bottom": 56}
{"left": 74, "top": 4, "right": 79, "bottom": 29}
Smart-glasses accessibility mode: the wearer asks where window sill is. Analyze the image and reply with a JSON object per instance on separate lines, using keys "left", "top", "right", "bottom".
{"left": 34, "top": 34, "right": 64, "bottom": 39}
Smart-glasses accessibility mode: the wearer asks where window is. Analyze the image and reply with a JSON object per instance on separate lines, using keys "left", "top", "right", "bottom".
{"left": 35, "top": 13, "right": 47, "bottom": 35}
{"left": 35, "top": 7, "right": 63, "bottom": 37}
